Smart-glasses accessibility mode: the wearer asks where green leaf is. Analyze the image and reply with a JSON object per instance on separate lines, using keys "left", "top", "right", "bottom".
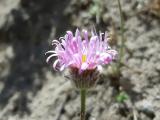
{"left": 116, "top": 91, "right": 129, "bottom": 103}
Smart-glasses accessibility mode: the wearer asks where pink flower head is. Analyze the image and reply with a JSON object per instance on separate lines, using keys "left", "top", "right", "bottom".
{"left": 46, "top": 29, "right": 117, "bottom": 73}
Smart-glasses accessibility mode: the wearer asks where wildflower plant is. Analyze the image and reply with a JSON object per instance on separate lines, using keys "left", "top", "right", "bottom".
{"left": 107, "top": 0, "right": 126, "bottom": 91}
{"left": 46, "top": 29, "right": 117, "bottom": 120}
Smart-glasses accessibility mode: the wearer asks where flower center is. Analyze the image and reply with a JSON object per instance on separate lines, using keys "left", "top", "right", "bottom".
{"left": 82, "top": 54, "right": 87, "bottom": 63}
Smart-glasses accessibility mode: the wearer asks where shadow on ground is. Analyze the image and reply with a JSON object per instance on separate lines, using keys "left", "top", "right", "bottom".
{"left": 0, "top": 0, "right": 71, "bottom": 116}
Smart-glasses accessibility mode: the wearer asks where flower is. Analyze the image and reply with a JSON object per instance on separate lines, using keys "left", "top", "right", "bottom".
{"left": 46, "top": 29, "right": 117, "bottom": 71}
{"left": 46, "top": 29, "right": 117, "bottom": 88}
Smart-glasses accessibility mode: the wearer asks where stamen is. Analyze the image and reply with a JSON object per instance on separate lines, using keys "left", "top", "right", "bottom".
{"left": 82, "top": 54, "right": 87, "bottom": 63}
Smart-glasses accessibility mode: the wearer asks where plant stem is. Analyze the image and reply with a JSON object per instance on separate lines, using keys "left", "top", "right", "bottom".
{"left": 117, "top": 0, "right": 125, "bottom": 67}
{"left": 80, "top": 88, "right": 86, "bottom": 120}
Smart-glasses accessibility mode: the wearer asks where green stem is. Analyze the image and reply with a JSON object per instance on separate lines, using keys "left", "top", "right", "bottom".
{"left": 80, "top": 88, "right": 86, "bottom": 120}
{"left": 117, "top": 0, "right": 125, "bottom": 67}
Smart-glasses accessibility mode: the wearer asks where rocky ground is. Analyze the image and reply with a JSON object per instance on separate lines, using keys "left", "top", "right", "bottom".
{"left": 0, "top": 0, "right": 160, "bottom": 120}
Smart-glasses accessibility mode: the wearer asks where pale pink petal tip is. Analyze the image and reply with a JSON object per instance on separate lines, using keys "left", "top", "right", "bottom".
{"left": 46, "top": 29, "right": 117, "bottom": 71}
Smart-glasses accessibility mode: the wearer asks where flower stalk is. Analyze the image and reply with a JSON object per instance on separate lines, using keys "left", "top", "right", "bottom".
{"left": 108, "top": 0, "right": 125, "bottom": 91}
{"left": 80, "top": 88, "right": 86, "bottom": 120}
{"left": 117, "top": 0, "right": 125, "bottom": 67}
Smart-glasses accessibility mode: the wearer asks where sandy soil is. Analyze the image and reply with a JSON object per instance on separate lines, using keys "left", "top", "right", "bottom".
{"left": 0, "top": 0, "right": 160, "bottom": 120}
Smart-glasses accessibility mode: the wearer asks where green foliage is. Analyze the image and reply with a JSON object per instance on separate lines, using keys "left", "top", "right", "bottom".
{"left": 88, "top": 0, "right": 103, "bottom": 24}
{"left": 116, "top": 91, "right": 129, "bottom": 103}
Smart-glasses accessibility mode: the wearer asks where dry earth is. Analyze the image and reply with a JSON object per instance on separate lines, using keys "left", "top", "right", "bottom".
{"left": 0, "top": 0, "right": 160, "bottom": 120}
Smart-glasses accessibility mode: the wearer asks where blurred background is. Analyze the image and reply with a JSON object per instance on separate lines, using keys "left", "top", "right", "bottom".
{"left": 0, "top": 0, "right": 160, "bottom": 120}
